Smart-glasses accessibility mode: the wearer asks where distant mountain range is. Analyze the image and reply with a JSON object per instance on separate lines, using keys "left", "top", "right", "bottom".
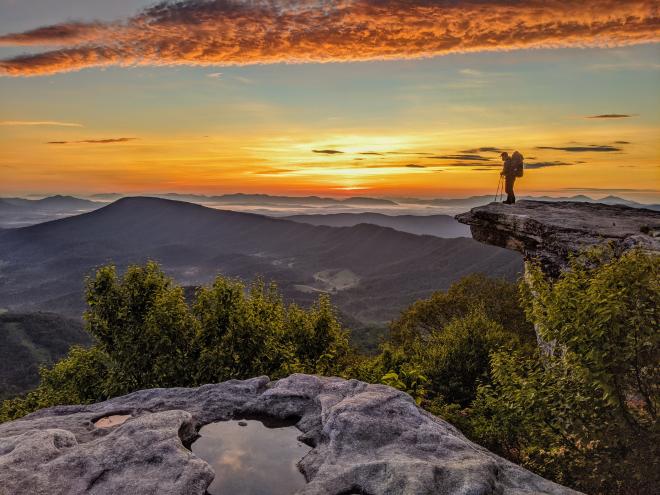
{"left": 93, "top": 192, "right": 397, "bottom": 207}
{"left": 0, "top": 195, "right": 106, "bottom": 228}
{"left": 283, "top": 213, "right": 471, "bottom": 238}
{"left": 0, "top": 197, "right": 521, "bottom": 326}
{"left": 391, "top": 194, "right": 660, "bottom": 210}
{"left": 2, "top": 193, "right": 657, "bottom": 229}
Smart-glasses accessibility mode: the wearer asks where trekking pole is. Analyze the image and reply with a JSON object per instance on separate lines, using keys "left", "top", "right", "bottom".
{"left": 494, "top": 176, "right": 502, "bottom": 202}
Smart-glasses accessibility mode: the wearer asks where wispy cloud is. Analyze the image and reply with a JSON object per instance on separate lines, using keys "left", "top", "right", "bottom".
{"left": 439, "top": 162, "right": 500, "bottom": 168}
{"left": 1, "top": 120, "right": 82, "bottom": 127}
{"left": 458, "top": 69, "right": 484, "bottom": 77}
{"left": 586, "top": 62, "right": 660, "bottom": 71}
{"left": 312, "top": 149, "right": 343, "bottom": 155}
{"left": 47, "top": 137, "right": 137, "bottom": 144}
{"left": 525, "top": 161, "right": 574, "bottom": 169}
{"left": 207, "top": 72, "right": 223, "bottom": 79}
{"left": 430, "top": 154, "right": 492, "bottom": 161}
{"left": 385, "top": 151, "right": 433, "bottom": 156}
{"left": 536, "top": 145, "right": 622, "bottom": 153}
{"left": 461, "top": 147, "right": 507, "bottom": 154}
{"left": 585, "top": 114, "right": 634, "bottom": 119}
{"left": 365, "top": 163, "right": 427, "bottom": 169}
{"left": 0, "top": 0, "right": 657, "bottom": 76}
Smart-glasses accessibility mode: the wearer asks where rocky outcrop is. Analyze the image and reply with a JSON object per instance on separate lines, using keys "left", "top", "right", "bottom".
{"left": 0, "top": 374, "right": 578, "bottom": 495}
{"left": 456, "top": 201, "right": 660, "bottom": 276}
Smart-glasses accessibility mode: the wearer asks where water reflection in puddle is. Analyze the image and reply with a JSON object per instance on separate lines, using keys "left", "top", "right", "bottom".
{"left": 192, "top": 419, "right": 310, "bottom": 495}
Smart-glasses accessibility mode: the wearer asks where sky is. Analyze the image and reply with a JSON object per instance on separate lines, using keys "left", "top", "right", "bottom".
{"left": 0, "top": 0, "right": 659, "bottom": 201}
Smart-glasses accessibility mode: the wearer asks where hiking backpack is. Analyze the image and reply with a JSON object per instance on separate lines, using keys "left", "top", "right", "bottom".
{"left": 511, "top": 151, "right": 524, "bottom": 177}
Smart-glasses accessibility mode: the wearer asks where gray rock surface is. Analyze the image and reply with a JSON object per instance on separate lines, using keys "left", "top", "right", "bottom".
{"left": 456, "top": 200, "right": 660, "bottom": 276}
{"left": 0, "top": 374, "right": 579, "bottom": 494}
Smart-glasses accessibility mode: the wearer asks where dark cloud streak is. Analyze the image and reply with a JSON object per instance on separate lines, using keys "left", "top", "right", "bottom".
{"left": 430, "top": 154, "right": 492, "bottom": 161}
{"left": 525, "top": 161, "right": 574, "bottom": 169}
{"left": 536, "top": 145, "right": 622, "bottom": 152}
{"left": 585, "top": 114, "right": 634, "bottom": 119}
{"left": 312, "top": 149, "right": 343, "bottom": 154}
{"left": 47, "top": 137, "right": 137, "bottom": 144}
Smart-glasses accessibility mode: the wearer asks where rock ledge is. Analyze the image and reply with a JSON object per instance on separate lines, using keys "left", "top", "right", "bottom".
{"left": 456, "top": 200, "right": 660, "bottom": 275}
{"left": 0, "top": 374, "right": 578, "bottom": 494}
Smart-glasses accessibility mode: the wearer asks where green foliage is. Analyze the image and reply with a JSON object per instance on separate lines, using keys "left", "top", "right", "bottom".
{"left": 1, "top": 262, "right": 350, "bottom": 421}
{"left": 466, "top": 248, "right": 660, "bottom": 494}
{"left": 414, "top": 309, "right": 518, "bottom": 407}
{"left": 389, "top": 273, "right": 534, "bottom": 348}
{"left": 524, "top": 247, "right": 658, "bottom": 430}
{"left": 369, "top": 275, "right": 534, "bottom": 408}
{"left": 2, "top": 250, "right": 657, "bottom": 494}
{"left": 284, "top": 294, "right": 350, "bottom": 375}
{"left": 85, "top": 262, "right": 197, "bottom": 395}
{"left": 0, "top": 346, "right": 107, "bottom": 422}
{"left": 367, "top": 308, "right": 524, "bottom": 408}
{"left": 0, "top": 312, "right": 91, "bottom": 400}
{"left": 195, "top": 277, "right": 277, "bottom": 382}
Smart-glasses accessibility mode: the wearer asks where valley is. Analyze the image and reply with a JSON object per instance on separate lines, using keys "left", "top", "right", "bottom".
{"left": 0, "top": 197, "right": 522, "bottom": 327}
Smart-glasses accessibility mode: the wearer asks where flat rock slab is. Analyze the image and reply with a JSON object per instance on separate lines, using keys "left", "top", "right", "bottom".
{"left": 456, "top": 201, "right": 660, "bottom": 276}
{"left": 0, "top": 374, "right": 578, "bottom": 495}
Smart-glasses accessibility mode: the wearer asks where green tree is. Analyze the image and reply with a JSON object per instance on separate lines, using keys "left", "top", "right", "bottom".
{"left": 525, "top": 247, "right": 658, "bottom": 430}
{"left": 390, "top": 273, "right": 534, "bottom": 348}
{"left": 194, "top": 278, "right": 290, "bottom": 382}
{"left": 85, "top": 262, "right": 199, "bottom": 394}
{"left": 415, "top": 309, "right": 518, "bottom": 407}
{"left": 285, "top": 294, "right": 351, "bottom": 375}
{"left": 467, "top": 248, "right": 660, "bottom": 494}
{"left": 369, "top": 308, "right": 521, "bottom": 408}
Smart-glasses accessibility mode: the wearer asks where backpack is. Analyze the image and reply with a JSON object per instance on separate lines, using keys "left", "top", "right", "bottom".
{"left": 511, "top": 151, "right": 524, "bottom": 177}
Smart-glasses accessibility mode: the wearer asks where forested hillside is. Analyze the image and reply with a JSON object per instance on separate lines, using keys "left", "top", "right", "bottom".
{"left": 0, "top": 312, "right": 90, "bottom": 399}
{"left": 0, "top": 197, "right": 521, "bottom": 324}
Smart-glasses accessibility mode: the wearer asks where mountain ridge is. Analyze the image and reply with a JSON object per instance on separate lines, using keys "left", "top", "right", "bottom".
{"left": 0, "top": 197, "right": 522, "bottom": 325}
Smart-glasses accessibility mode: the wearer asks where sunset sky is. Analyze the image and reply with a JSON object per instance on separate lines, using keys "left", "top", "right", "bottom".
{"left": 1, "top": 0, "right": 658, "bottom": 201}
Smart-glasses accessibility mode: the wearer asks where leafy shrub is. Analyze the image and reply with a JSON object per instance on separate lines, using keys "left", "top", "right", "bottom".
{"left": 467, "top": 248, "right": 659, "bottom": 494}
{"left": 85, "top": 262, "right": 197, "bottom": 395}
{"left": 2, "top": 251, "right": 657, "bottom": 494}
{"left": 0, "top": 346, "right": 107, "bottom": 422}
{"left": 389, "top": 273, "right": 534, "bottom": 348}
{"left": 1, "top": 262, "right": 350, "bottom": 421}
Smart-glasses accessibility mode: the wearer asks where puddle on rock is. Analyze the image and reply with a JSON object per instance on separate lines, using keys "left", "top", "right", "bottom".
{"left": 94, "top": 414, "right": 131, "bottom": 428}
{"left": 192, "top": 419, "right": 310, "bottom": 495}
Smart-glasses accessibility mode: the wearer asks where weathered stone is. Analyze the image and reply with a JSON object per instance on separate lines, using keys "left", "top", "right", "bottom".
{"left": 0, "top": 374, "right": 579, "bottom": 494}
{"left": 456, "top": 200, "right": 660, "bottom": 276}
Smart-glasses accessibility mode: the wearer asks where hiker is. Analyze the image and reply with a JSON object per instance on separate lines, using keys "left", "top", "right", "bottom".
{"left": 500, "top": 151, "right": 523, "bottom": 204}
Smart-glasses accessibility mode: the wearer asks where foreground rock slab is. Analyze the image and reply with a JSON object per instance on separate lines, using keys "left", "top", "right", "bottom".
{"left": 456, "top": 200, "right": 660, "bottom": 276}
{"left": 0, "top": 374, "right": 578, "bottom": 495}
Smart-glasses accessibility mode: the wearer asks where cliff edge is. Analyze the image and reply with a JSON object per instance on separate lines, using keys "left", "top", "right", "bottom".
{"left": 456, "top": 200, "right": 660, "bottom": 276}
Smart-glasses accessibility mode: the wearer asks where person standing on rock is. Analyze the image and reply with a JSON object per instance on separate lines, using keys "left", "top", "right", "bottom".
{"left": 500, "top": 151, "right": 523, "bottom": 204}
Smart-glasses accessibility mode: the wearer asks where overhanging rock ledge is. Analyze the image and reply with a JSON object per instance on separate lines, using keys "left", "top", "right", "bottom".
{"left": 456, "top": 200, "right": 660, "bottom": 276}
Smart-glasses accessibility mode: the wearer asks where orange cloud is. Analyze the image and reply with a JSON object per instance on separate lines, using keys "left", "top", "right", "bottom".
{"left": 0, "top": 0, "right": 658, "bottom": 76}
{"left": 47, "top": 137, "right": 137, "bottom": 144}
